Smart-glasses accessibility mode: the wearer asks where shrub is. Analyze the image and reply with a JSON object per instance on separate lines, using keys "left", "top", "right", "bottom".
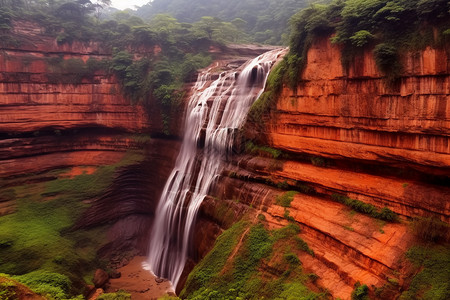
{"left": 351, "top": 282, "right": 369, "bottom": 300}
{"left": 374, "top": 43, "right": 402, "bottom": 78}
{"left": 401, "top": 245, "right": 450, "bottom": 299}
{"left": 244, "top": 141, "right": 283, "bottom": 159}
{"left": 331, "top": 193, "right": 398, "bottom": 222}
{"left": 411, "top": 217, "right": 450, "bottom": 243}
{"left": 276, "top": 191, "right": 298, "bottom": 207}
{"left": 284, "top": 252, "right": 301, "bottom": 266}
{"left": 350, "top": 30, "right": 375, "bottom": 47}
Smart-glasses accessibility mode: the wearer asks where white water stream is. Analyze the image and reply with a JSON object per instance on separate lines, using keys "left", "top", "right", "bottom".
{"left": 144, "top": 49, "right": 285, "bottom": 288}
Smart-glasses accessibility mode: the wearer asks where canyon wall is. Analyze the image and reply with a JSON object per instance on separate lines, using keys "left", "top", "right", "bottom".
{"left": 197, "top": 38, "right": 449, "bottom": 299}
{"left": 0, "top": 21, "right": 174, "bottom": 263}
{"left": 0, "top": 21, "right": 152, "bottom": 178}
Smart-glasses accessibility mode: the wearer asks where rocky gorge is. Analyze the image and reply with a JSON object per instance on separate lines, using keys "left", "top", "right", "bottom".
{"left": 0, "top": 17, "right": 449, "bottom": 300}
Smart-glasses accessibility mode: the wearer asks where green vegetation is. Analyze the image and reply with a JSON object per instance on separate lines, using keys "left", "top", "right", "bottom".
{"left": 331, "top": 193, "right": 398, "bottom": 222}
{"left": 248, "top": 56, "right": 291, "bottom": 121}
{"left": 182, "top": 222, "right": 322, "bottom": 299}
{"left": 284, "top": 252, "right": 301, "bottom": 266}
{"left": 181, "top": 221, "right": 248, "bottom": 295}
{"left": 411, "top": 217, "right": 450, "bottom": 243}
{"left": 287, "top": 0, "right": 449, "bottom": 81}
{"left": 0, "top": 276, "right": 17, "bottom": 300}
{"left": 0, "top": 151, "right": 144, "bottom": 297}
{"left": 351, "top": 282, "right": 369, "bottom": 300}
{"left": 135, "top": 0, "right": 309, "bottom": 44}
{"left": 1, "top": 1, "right": 219, "bottom": 135}
{"left": 97, "top": 291, "right": 132, "bottom": 300}
{"left": 400, "top": 245, "right": 450, "bottom": 300}
{"left": 276, "top": 191, "right": 298, "bottom": 207}
{"left": 44, "top": 57, "right": 110, "bottom": 84}
{"left": 14, "top": 271, "right": 73, "bottom": 299}
{"left": 310, "top": 156, "right": 328, "bottom": 167}
{"left": 245, "top": 141, "right": 283, "bottom": 159}
{"left": 343, "top": 225, "right": 355, "bottom": 231}
{"left": 294, "top": 236, "right": 315, "bottom": 256}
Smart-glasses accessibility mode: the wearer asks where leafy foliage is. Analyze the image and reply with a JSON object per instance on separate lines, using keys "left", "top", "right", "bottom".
{"left": 351, "top": 282, "right": 369, "bottom": 300}
{"left": 276, "top": 191, "right": 298, "bottom": 208}
{"left": 135, "top": 0, "right": 309, "bottom": 44}
{"left": 2, "top": 1, "right": 218, "bottom": 134}
{"left": 287, "top": 0, "right": 450, "bottom": 80}
{"left": 400, "top": 245, "right": 450, "bottom": 300}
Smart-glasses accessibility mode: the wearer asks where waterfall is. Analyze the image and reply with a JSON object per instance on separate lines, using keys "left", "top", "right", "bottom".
{"left": 144, "top": 48, "right": 285, "bottom": 288}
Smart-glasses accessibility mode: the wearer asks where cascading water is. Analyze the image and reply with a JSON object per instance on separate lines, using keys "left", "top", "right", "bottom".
{"left": 144, "top": 48, "right": 285, "bottom": 289}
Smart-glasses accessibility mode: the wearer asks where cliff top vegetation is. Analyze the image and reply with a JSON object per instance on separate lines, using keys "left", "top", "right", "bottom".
{"left": 289, "top": 0, "right": 450, "bottom": 77}
{"left": 133, "top": 0, "right": 309, "bottom": 45}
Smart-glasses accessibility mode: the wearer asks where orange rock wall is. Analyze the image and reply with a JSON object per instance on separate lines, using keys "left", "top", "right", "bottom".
{"left": 269, "top": 37, "right": 449, "bottom": 170}
{"left": 262, "top": 37, "right": 450, "bottom": 222}
{"left": 0, "top": 23, "right": 149, "bottom": 134}
{"left": 199, "top": 38, "right": 449, "bottom": 299}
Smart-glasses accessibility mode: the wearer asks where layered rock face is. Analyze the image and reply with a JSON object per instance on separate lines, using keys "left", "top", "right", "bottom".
{"left": 195, "top": 38, "right": 449, "bottom": 299}
{"left": 271, "top": 37, "right": 449, "bottom": 173}
{"left": 0, "top": 21, "right": 165, "bottom": 261}
{"left": 0, "top": 21, "right": 151, "bottom": 135}
{"left": 266, "top": 37, "right": 449, "bottom": 221}
{"left": 0, "top": 20, "right": 152, "bottom": 180}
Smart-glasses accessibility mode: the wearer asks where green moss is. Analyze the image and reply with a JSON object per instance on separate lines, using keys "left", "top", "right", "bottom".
{"left": 284, "top": 252, "right": 301, "bottom": 266}
{"left": 0, "top": 151, "right": 144, "bottom": 296}
{"left": 276, "top": 282, "right": 319, "bottom": 300}
{"left": 400, "top": 245, "right": 450, "bottom": 300}
{"left": 276, "top": 191, "right": 298, "bottom": 207}
{"left": 331, "top": 193, "right": 398, "bottom": 222}
{"left": 245, "top": 141, "right": 283, "bottom": 159}
{"left": 97, "top": 291, "right": 132, "bottom": 300}
{"left": 343, "top": 225, "right": 355, "bottom": 231}
{"left": 248, "top": 60, "right": 286, "bottom": 122}
{"left": 310, "top": 156, "right": 328, "bottom": 167}
{"left": 182, "top": 222, "right": 319, "bottom": 300}
{"left": 273, "top": 223, "right": 301, "bottom": 241}
{"left": 0, "top": 275, "right": 17, "bottom": 300}
{"left": 294, "top": 236, "right": 315, "bottom": 256}
{"left": 13, "top": 271, "right": 71, "bottom": 299}
{"left": 182, "top": 221, "right": 248, "bottom": 296}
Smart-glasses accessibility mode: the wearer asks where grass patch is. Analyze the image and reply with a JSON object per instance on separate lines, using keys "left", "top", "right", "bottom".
{"left": 331, "top": 193, "right": 398, "bottom": 222}
{"left": 276, "top": 191, "right": 298, "bottom": 207}
{"left": 97, "top": 291, "right": 131, "bottom": 300}
{"left": 400, "top": 245, "right": 450, "bottom": 300}
{"left": 182, "top": 222, "right": 320, "bottom": 299}
{"left": 182, "top": 221, "right": 248, "bottom": 295}
{"left": 0, "top": 151, "right": 144, "bottom": 296}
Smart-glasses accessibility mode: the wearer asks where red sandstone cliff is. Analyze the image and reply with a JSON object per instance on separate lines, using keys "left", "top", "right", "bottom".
{"left": 197, "top": 38, "right": 449, "bottom": 299}
{"left": 0, "top": 21, "right": 150, "bottom": 136}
